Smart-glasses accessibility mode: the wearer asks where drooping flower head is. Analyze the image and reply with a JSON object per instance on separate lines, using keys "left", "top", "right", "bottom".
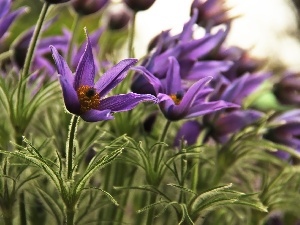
{"left": 71, "top": 0, "right": 110, "bottom": 15}
{"left": 123, "top": 0, "right": 156, "bottom": 12}
{"left": 0, "top": 0, "right": 27, "bottom": 42}
{"left": 190, "top": 0, "right": 236, "bottom": 28}
{"left": 50, "top": 29, "right": 157, "bottom": 122}
{"left": 133, "top": 57, "right": 238, "bottom": 121}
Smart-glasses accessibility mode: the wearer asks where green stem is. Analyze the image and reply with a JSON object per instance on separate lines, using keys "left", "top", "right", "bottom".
{"left": 66, "top": 207, "right": 75, "bottom": 225}
{"left": 191, "top": 128, "right": 209, "bottom": 192}
{"left": 145, "top": 193, "right": 156, "bottom": 225}
{"left": 153, "top": 120, "right": 171, "bottom": 170}
{"left": 66, "top": 115, "right": 79, "bottom": 180}
{"left": 17, "top": 2, "right": 50, "bottom": 115}
{"left": 21, "top": 2, "right": 50, "bottom": 80}
{"left": 66, "top": 14, "right": 81, "bottom": 65}
{"left": 128, "top": 12, "right": 136, "bottom": 58}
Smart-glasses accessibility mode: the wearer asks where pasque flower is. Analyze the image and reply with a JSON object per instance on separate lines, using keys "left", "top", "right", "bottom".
{"left": 265, "top": 110, "right": 300, "bottom": 160}
{"left": 50, "top": 31, "right": 157, "bottom": 122}
{"left": 71, "top": 0, "right": 110, "bottom": 15}
{"left": 274, "top": 71, "right": 300, "bottom": 106}
{"left": 133, "top": 57, "right": 237, "bottom": 121}
{"left": 0, "top": 0, "right": 27, "bottom": 41}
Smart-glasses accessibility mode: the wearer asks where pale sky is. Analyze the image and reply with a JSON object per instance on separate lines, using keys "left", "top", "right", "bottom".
{"left": 132, "top": 0, "right": 300, "bottom": 71}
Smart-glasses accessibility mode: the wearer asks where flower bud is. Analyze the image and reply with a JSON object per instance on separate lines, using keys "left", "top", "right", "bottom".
{"left": 123, "top": 0, "right": 156, "bottom": 12}
{"left": 107, "top": 7, "right": 132, "bottom": 30}
{"left": 71, "top": 0, "right": 109, "bottom": 15}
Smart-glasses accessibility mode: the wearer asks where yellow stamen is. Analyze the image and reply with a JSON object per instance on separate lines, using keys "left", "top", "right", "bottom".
{"left": 77, "top": 85, "right": 100, "bottom": 113}
{"left": 169, "top": 93, "right": 182, "bottom": 105}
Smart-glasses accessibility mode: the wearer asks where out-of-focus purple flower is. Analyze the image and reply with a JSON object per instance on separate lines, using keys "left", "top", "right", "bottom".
{"left": 123, "top": 0, "right": 156, "bottom": 12}
{"left": 274, "top": 71, "right": 300, "bottom": 106}
{"left": 0, "top": 0, "right": 27, "bottom": 42}
{"left": 265, "top": 110, "right": 300, "bottom": 160}
{"left": 71, "top": 0, "right": 110, "bottom": 15}
{"left": 131, "top": 11, "right": 232, "bottom": 95}
{"left": 173, "top": 120, "right": 202, "bottom": 147}
{"left": 190, "top": 0, "right": 235, "bottom": 28}
{"left": 133, "top": 57, "right": 237, "bottom": 121}
{"left": 12, "top": 21, "right": 104, "bottom": 76}
{"left": 207, "top": 110, "right": 264, "bottom": 143}
{"left": 50, "top": 31, "right": 157, "bottom": 122}
{"left": 107, "top": 6, "right": 132, "bottom": 31}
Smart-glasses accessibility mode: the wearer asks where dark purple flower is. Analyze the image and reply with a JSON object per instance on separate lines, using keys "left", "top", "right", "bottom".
{"left": 123, "top": 0, "right": 156, "bottom": 12}
{"left": 0, "top": 0, "right": 27, "bottom": 41}
{"left": 50, "top": 31, "right": 157, "bottom": 122}
{"left": 71, "top": 0, "right": 110, "bottom": 15}
{"left": 274, "top": 71, "right": 300, "bottom": 106}
{"left": 133, "top": 57, "right": 237, "bottom": 121}
{"left": 265, "top": 110, "right": 300, "bottom": 160}
{"left": 107, "top": 6, "right": 132, "bottom": 30}
{"left": 173, "top": 120, "right": 202, "bottom": 147}
{"left": 190, "top": 0, "right": 236, "bottom": 28}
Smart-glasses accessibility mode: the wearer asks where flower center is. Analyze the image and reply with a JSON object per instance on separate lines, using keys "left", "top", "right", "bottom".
{"left": 77, "top": 85, "right": 100, "bottom": 113}
{"left": 169, "top": 91, "right": 184, "bottom": 105}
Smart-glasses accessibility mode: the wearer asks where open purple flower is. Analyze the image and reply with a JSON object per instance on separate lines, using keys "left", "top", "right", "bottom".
{"left": 50, "top": 31, "right": 157, "bottom": 122}
{"left": 133, "top": 57, "right": 237, "bottom": 121}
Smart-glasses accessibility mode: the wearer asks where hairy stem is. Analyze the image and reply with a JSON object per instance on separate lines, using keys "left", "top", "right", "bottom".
{"left": 66, "top": 115, "right": 79, "bottom": 180}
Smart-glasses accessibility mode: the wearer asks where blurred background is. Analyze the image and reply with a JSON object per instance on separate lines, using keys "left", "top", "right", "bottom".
{"left": 7, "top": 0, "right": 300, "bottom": 71}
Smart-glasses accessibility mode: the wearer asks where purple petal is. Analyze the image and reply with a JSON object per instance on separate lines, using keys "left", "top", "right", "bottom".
{"left": 131, "top": 66, "right": 162, "bottom": 94}
{"left": 185, "top": 60, "right": 233, "bottom": 80}
{"left": 178, "top": 77, "right": 213, "bottom": 113}
{"left": 98, "top": 93, "right": 157, "bottom": 112}
{"left": 165, "top": 57, "right": 182, "bottom": 94}
{"left": 186, "top": 101, "right": 239, "bottom": 119}
{"left": 214, "top": 110, "right": 264, "bottom": 135}
{"left": 179, "top": 8, "right": 198, "bottom": 41}
{"left": 50, "top": 45, "right": 74, "bottom": 84}
{"left": 74, "top": 33, "right": 95, "bottom": 90}
{"left": 72, "top": 27, "right": 104, "bottom": 67}
{"left": 0, "top": 0, "right": 10, "bottom": 18}
{"left": 0, "top": 7, "right": 27, "bottom": 39}
{"left": 174, "top": 120, "right": 202, "bottom": 147}
{"left": 58, "top": 75, "right": 81, "bottom": 115}
{"left": 81, "top": 109, "right": 113, "bottom": 122}
{"left": 95, "top": 58, "right": 138, "bottom": 96}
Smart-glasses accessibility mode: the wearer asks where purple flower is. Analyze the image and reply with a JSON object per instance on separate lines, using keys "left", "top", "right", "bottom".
{"left": 207, "top": 110, "right": 264, "bottom": 143}
{"left": 72, "top": 0, "right": 110, "bottom": 15}
{"left": 274, "top": 71, "right": 300, "bottom": 106}
{"left": 173, "top": 120, "right": 202, "bottom": 147}
{"left": 131, "top": 12, "right": 232, "bottom": 95}
{"left": 0, "top": 0, "right": 27, "bottom": 41}
{"left": 124, "top": 0, "right": 156, "bottom": 12}
{"left": 265, "top": 110, "right": 300, "bottom": 160}
{"left": 133, "top": 57, "right": 237, "bottom": 121}
{"left": 190, "top": 0, "right": 235, "bottom": 28}
{"left": 50, "top": 31, "right": 157, "bottom": 122}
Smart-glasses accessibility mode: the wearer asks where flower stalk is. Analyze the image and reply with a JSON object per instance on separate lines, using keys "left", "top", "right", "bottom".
{"left": 66, "top": 115, "right": 79, "bottom": 180}
{"left": 128, "top": 11, "right": 136, "bottom": 58}
{"left": 66, "top": 14, "right": 81, "bottom": 65}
